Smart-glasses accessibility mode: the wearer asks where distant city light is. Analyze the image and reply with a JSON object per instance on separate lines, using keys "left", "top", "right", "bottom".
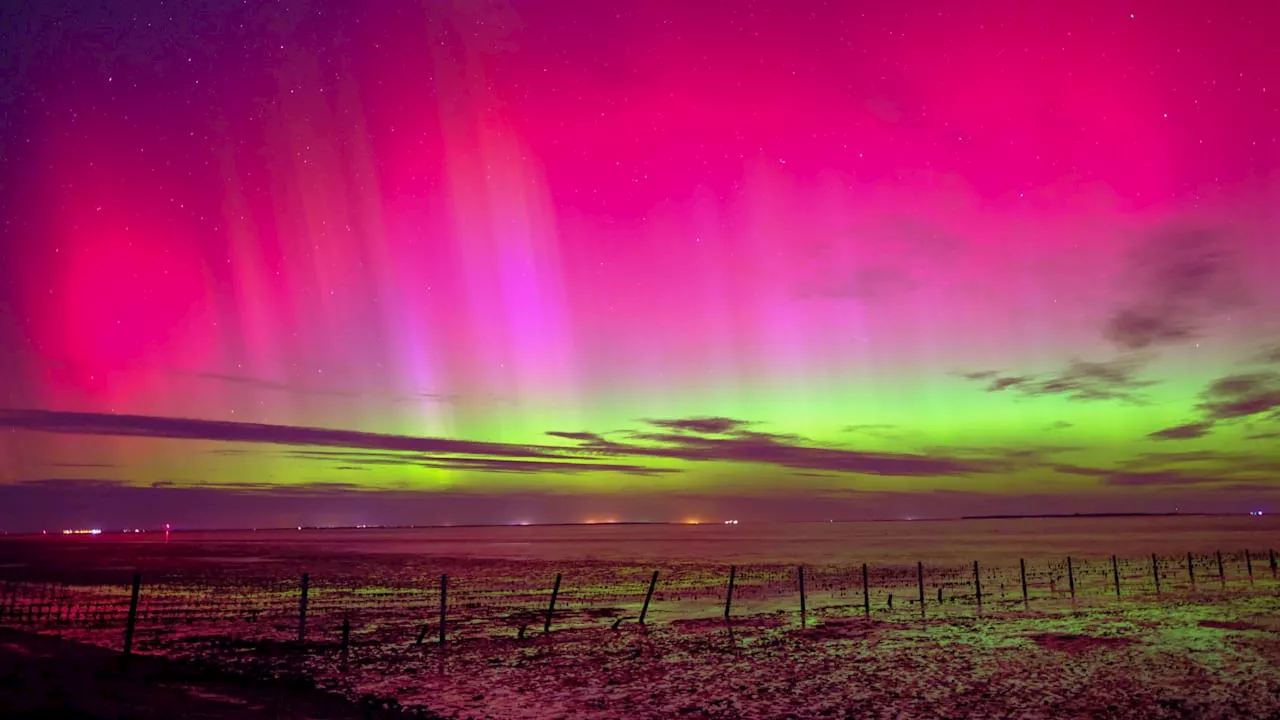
{"left": 724, "top": 519, "right": 739, "bottom": 525}
{"left": 62, "top": 528, "right": 102, "bottom": 535}
{"left": 1250, "top": 510, "right": 1264, "bottom": 517}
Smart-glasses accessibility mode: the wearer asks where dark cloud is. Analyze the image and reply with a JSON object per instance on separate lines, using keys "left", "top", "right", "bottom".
{"left": 545, "top": 430, "right": 609, "bottom": 443}
{"left": 645, "top": 417, "right": 750, "bottom": 435}
{"left": 1246, "top": 431, "right": 1280, "bottom": 440}
{"left": 0, "top": 408, "right": 561, "bottom": 459}
{"left": 842, "top": 423, "right": 898, "bottom": 433}
{"left": 619, "top": 425, "right": 992, "bottom": 477}
{"left": 1028, "top": 359, "right": 1155, "bottom": 402}
{"left": 417, "top": 457, "right": 676, "bottom": 476}
{"left": 1148, "top": 422, "right": 1214, "bottom": 441}
{"left": 1044, "top": 421, "right": 1074, "bottom": 431}
{"left": 1217, "top": 484, "right": 1280, "bottom": 494}
{"left": 987, "top": 375, "right": 1031, "bottom": 392}
{"left": 1050, "top": 464, "right": 1109, "bottom": 476}
{"left": 1101, "top": 471, "right": 1225, "bottom": 487}
{"left": 1196, "top": 372, "right": 1280, "bottom": 421}
{"left": 1, "top": 408, "right": 992, "bottom": 483}
{"left": 1104, "top": 309, "right": 1194, "bottom": 350}
{"left": 1104, "top": 227, "right": 1245, "bottom": 351}
{"left": 962, "top": 228, "right": 1244, "bottom": 412}
{"left": 960, "top": 358, "right": 1154, "bottom": 403}
{"left": 49, "top": 462, "right": 116, "bottom": 469}
{"left": 1257, "top": 344, "right": 1280, "bottom": 364}
{"left": 548, "top": 419, "right": 993, "bottom": 477}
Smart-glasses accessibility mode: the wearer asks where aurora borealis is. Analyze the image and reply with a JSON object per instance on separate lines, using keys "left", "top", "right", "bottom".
{"left": 1, "top": 0, "right": 1279, "bottom": 531}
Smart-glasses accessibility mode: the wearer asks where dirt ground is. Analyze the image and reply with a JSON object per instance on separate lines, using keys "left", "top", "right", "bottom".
{"left": 6, "top": 597, "right": 1280, "bottom": 719}
{"left": 114, "top": 595, "right": 1279, "bottom": 720}
{"left": 0, "top": 627, "right": 428, "bottom": 719}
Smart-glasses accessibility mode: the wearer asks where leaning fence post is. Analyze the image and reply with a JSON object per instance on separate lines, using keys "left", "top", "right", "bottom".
{"left": 1066, "top": 557, "right": 1075, "bottom": 603}
{"left": 973, "top": 560, "right": 982, "bottom": 615}
{"left": 1187, "top": 552, "right": 1196, "bottom": 592}
{"left": 724, "top": 565, "right": 737, "bottom": 620}
{"left": 639, "top": 570, "right": 658, "bottom": 625}
{"left": 1271, "top": 549, "right": 1278, "bottom": 579}
{"left": 1019, "top": 559, "right": 1028, "bottom": 610}
{"left": 1112, "top": 555, "right": 1121, "bottom": 598}
{"left": 1245, "top": 550, "right": 1254, "bottom": 586}
{"left": 1152, "top": 554, "right": 1161, "bottom": 596}
{"left": 123, "top": 572, "right": 141, "bottom": 661}
{"left": 916, "top": 561, "right": 925, "bottom": 619}
{"left": 543, "top": 573, "right": 561, "bottom": 633}
{"left": 797, "top": 566, "right": 807, "bottom": 627}
{"left": 297, "top": 573, "right": 310, "bottom": 643}
{"left": 341, "top": 617, "right": 350, "bottom": 656}
{"left": 1216, "top": 550, "right": 1225, "bottom": 589}
{"left": 862, "top": 563, "right": 870, "bottom": 619}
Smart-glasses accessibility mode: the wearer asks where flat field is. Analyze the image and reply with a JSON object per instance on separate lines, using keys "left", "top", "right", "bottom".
{"left": 2, "top": 518, "right": 1279, "bottom": 719}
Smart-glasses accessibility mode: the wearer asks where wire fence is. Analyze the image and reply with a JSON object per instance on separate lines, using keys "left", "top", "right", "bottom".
{"left": 2, "top": 548, "right": 1277, "bottom": 658}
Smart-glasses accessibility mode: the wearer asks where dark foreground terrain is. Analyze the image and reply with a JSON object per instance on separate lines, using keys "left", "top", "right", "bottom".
{"left": 5, "top": 596, "right": 1280, "bottom": 719}
{"left": 0, "top": 627, "right": 423, "bottom": 720}
{"left": 3, "top": 525, "right": 1280, "bottom": 718}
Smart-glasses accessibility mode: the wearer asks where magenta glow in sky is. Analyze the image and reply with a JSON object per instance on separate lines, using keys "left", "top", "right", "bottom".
{"left": 1, "top": 0, "right": 1279, "bottom": 531}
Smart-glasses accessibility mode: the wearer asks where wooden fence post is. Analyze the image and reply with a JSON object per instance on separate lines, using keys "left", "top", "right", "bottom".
{"left": 341, "top": 617, "right": 350, "bottom": 656}
{"left": 1112, "top": 555, "right": 1121, "bottom": 599}
{"left": 123, "top": 572, "right": 141, "bottom": 661}
{"left": 1019, "top": 559, "right": 1028, "bottom": 610}
{"left": 1066, "top": 557, "right": 1076, "bottom": 603}
{"left": 916, "top": 561, "right": 925, "bottom": 619}
{"left": 1245, "top": 550, "right": 1254, "bottom": 586}
{"left": 297, "top": 573, "right": 310, "bottom": 643}
{"left": 724, "top": 566, "right": 737, "bottom": 620}
{"left": 439, "top": 574, "right": 448, "bottom": 646}
{"left": 639, "top": 570, "right": 658, "bottom": 625}
{"left": 544, "top": 573, "right": 561, "bottom": 633}
{"left": 1216, "top": 550, "right": 1225, "bottom": 589}
{"left": 415, "top": 574, "right": 446, "bottom": 646}
{"left": 973, "top": 560, "right": 982, "bottom": 615}
{"left": 1187, "top": 552, "right": 1196, "bottom": 591}
{"left": 1271, "top": 549, "right": 1278, "bottom": 579}
{"left": 862, "top": 563, "right": 870, "bottom": 619}
{"left": 1152, "top": 554, "right": 1161, "bottom": 596}
{"left": 797, "top": 566, "right": 807, "bottom": 628}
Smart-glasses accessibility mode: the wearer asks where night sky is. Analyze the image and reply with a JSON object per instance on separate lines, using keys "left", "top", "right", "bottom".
{"left": 2, "top": 0, "right": 1279, "bottom": 532}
